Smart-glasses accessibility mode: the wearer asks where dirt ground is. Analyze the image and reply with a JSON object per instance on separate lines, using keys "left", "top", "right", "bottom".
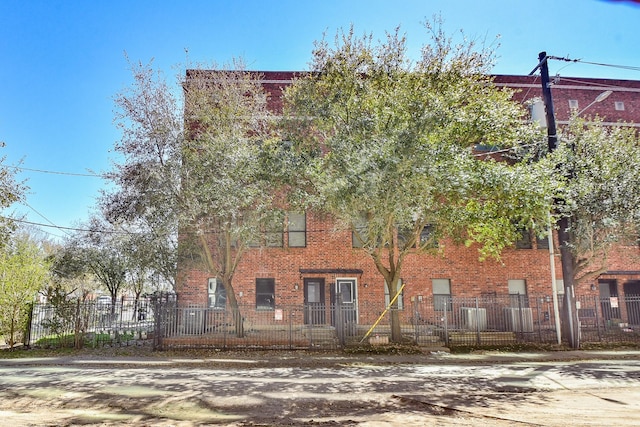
{"left": 0, "top": 346, "right": 639, "bottom": 426}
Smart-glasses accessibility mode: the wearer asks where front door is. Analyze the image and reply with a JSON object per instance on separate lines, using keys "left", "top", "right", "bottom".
{"left": 623, "top": 281, "right": 640, "bottom": 325}
{"left": 304, "top": 278, "right": 325, "bottom": 325}
{"left": 599, "top": 280, "right": 620, "bottom": 320}
{"left": 331, "top": 278, "right": 358, "bottom": 325}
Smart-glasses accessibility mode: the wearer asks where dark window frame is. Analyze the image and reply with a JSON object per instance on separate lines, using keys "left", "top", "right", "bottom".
{"left": 287, "top": 212, "right": 306, "bottom": 248}
{"left": 256, "top": 278, "right": 276, "bottom": 310}
{"left": 432, "top": 278, "right": 452, "bottom": 312}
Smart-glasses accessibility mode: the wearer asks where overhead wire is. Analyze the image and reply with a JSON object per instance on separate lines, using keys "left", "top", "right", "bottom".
{"left": 5, "top": 164, "right": 105, "bottom": 178}
{"left": 21, "top": 201, "right": 70, "bottom": 239}
{"left": 2, "top": 216, "right": 141, "bottom": 235}
{"left": 550, "top": 56, "right": 640, "bottom": 74}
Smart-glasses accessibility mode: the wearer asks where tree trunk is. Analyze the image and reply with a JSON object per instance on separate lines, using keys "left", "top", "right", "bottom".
{"left": 389, "top": 308, "right": 402, "bottom": 343}
{"left": 557, "top": 216, "right": 580, "bottom": 348}
{"left": 9, "top": 308, "right": 16, "bottom": 349}
{"left": 224, "top": 280, "right": 244, "bottom": 338}
{"left": 386, "top": 275, "right": 403, "bottom": 343}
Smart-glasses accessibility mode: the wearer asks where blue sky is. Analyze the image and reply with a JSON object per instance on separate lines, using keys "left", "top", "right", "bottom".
{"left": 1, "top": 0, "right": 639, "bottom": 240}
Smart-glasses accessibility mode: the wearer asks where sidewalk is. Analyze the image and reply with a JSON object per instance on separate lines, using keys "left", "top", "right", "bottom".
{"left": 1, "top": 347, "right": 639, "bottom": 368}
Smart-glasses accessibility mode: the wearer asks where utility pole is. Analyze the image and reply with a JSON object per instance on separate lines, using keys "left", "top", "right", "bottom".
{"left": 537, "top": 51, "right": 579, "bottom": 348}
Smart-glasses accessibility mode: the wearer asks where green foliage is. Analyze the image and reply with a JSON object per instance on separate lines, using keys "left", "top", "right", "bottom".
{"left": 285, "top": 23, "right": 555, "bottom": 262}
{"left": 104, "top": 57, "right": 181, "bottom": 291}
{"left": 283, "top": 22, "right": 557, "bottom": 341}
{"left": 39, "top": 284, "right": 77, "bottom": 338}
{"left": 35, "top": 331, "right": 135, "bottom": 349}
{"left": 0, "top": 145, "right": 27, "bottom": 248}
{"left": 0, "top": 232, "right": 50, "bottom": 347}
{"left": 180, "top": 62, "right": 282, "bottom": 336}
{"left": 549, "top": 117, "right": 640, "bottom": 284}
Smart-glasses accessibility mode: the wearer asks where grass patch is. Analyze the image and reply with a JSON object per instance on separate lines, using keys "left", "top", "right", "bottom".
{"left": 33, "top": 332, "right": 136, "bottom": 349}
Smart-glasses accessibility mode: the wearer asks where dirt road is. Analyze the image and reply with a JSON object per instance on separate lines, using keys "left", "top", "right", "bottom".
{"left": 0, "top": 349, "right": 639, "bottom": 426}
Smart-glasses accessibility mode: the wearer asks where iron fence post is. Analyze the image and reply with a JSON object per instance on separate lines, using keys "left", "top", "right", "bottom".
{"left": 289, "top": 307, "right": 293, "bottom": 350}
{"left": 475, "top": 298, "right": 481, "bottom": 346}
{"left": 517, "top": 294, "right": 525, "bottom": 341}
{"left": 153, "top": 297, "right": 161, "bottom": 350}
{"left": 443, "top": 298, "right": 449, "bottom": 347}
{"left": 595, "top": 295, "right": 602, "bottom": 342}
{"left": 413, "top": 299, "right": 419, "bottom": 344}
{"left": 536, "top": 298, "right": 542, "bottom": 342}
{"left": 335, "top": 294, "right": 345, "bottom": 347}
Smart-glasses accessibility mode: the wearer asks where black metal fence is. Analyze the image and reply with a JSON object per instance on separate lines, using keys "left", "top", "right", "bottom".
{"left": 26, "top": 293, "right": 640, "bottom": 350}
{"left": 27, "top": 297, "right": 157, "bottom": 349}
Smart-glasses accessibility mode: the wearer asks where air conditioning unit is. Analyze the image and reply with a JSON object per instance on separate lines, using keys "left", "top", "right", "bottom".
{"left": 460, "top": 307, "right": 487, "bottom": 331}
{"left": 504, "top": 307, "right": 534, "bottom": 332}
{"left": 182, "top": 308, "right": 204, "bottom": 335}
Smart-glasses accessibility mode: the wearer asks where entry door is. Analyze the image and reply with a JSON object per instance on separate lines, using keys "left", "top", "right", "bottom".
{"left": 331, "top": 278, "right": 358, "bottom": 325}
{"left": 304, "top": 278, "right": 325, "bottom": 325}
{"left": 599, "top": 280, "right": 620, "bottom": 320}
{"left": 623, "top": 281, "right": 640, "bottom": 325}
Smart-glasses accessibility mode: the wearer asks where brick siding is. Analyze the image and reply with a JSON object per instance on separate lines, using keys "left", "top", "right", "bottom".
{"left": 179, "top": 72, "right": 640, "bottom": 309}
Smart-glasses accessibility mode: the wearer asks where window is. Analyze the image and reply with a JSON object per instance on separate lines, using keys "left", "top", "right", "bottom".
{"left": 508, "top": 279, "right": 528, "bottom": 307}
{"left": 432, "top": 279, "right": 452, "bottom": 311}
{"left": 385, "top": 279, "right": 404, "bottom": 309}
{"left": 336, "top": 278, "right": 356, "bottom": 303}
{"left": 536, "top": 232, "right": 550, "bottom": 250}
{"left": 208, "top": 278, "right": 226, "bottom": 309}
{"left": 256, "top": 278, "right": 275, "bottom": 310}
{"left": 352, "top": 215, "right": 367, "bottom": 248}
{"left": 568, "top": 99, "right": 579, "bottom": 110}
{"left": 265, "top": 211, "right": 284, "bottom": 247}
{"left": 419, "top": 224, "right": 438, "bottom": 248}
{"left": 615, "top": 101, "right": 625, "bottom": 111}
{"left": 397, "top": 226, "right": 413, "bottom": 249}
{"left": 288, "top": 212, "right": 306, "bottom": 247}
{"left": 515, "top": 228, "right": 532, "bottom": 249}
{"left": 247, "top": 211, "right": 284, "bottom": 248}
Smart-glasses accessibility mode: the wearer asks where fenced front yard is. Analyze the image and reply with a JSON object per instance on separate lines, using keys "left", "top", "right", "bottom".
{"left": 25, "top": 294, "right": 640, "bottom": 350}
{"left": 26, "top": 297, "right": 156, "bottom": 349}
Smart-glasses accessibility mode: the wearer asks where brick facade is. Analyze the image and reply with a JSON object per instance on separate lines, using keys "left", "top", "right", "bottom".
{"left": 178, "top": 72, "right": 640, "bottom": 315}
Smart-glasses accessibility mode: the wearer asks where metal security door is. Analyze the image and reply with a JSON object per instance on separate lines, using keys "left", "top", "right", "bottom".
{"left": 331, "top": 278, "right": 358, "bottom": 326}
{"left": 304, "top": 278, "right": 325, "bottom": 325}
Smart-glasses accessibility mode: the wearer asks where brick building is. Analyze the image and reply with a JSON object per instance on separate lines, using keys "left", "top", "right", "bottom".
{"left": 178, "top": 72, "right": 640, "bottom": 328}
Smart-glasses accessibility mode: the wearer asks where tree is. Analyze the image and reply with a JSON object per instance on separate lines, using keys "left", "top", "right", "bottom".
{"left": 0, "top": 230, "right": 50, "bottom": 348}
{"left": 44, "top": 237, "right": 97, "bottom": 349}
{"left": 65, "top": 217, "right": 128, "bottom": 316}
{"left": 109, "top": 58, "right": 280, "bottom": 337}
{"left": 181, "top": 63, "right": 281, "bottom": 337}
{"left": 283, "top": 22, "right": 558, "bottom": 342}
{"left": 555, "top": 118, "right": 640, "bottom": 283}
{"left": 48, "top": 238, "right": 95, "bottom": 299}
{"left": 0, "top": 143, "right": 28, "bottom": 246}
{"left": 103, "top": 56, "right": 181, "bottom": 292}
{"left": 121, "top": 231, "right": 157, "bottom": 320}
{"left": 554, "top": 117, "right": 640, "bottom": 340}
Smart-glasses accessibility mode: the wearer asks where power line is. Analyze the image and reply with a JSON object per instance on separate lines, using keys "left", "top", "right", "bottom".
{"left": 5, "top": 164, "right": 105, "bottom": 178}
{"left": 550, "top": 56, "right": 640, "bottom": 73}
{"left": 22, "top": 201, "right": 71, "bottom": 239}
{"left": 3, "top": 216, "right": 130, "bottom": 235}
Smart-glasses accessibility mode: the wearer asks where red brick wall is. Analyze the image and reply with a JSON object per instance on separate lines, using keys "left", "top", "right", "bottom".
{"left": 179, "top": 72, "right": 640, "bottom": 307}
{"left": 180, "top": 210, "right": 640, "bottom": 308}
